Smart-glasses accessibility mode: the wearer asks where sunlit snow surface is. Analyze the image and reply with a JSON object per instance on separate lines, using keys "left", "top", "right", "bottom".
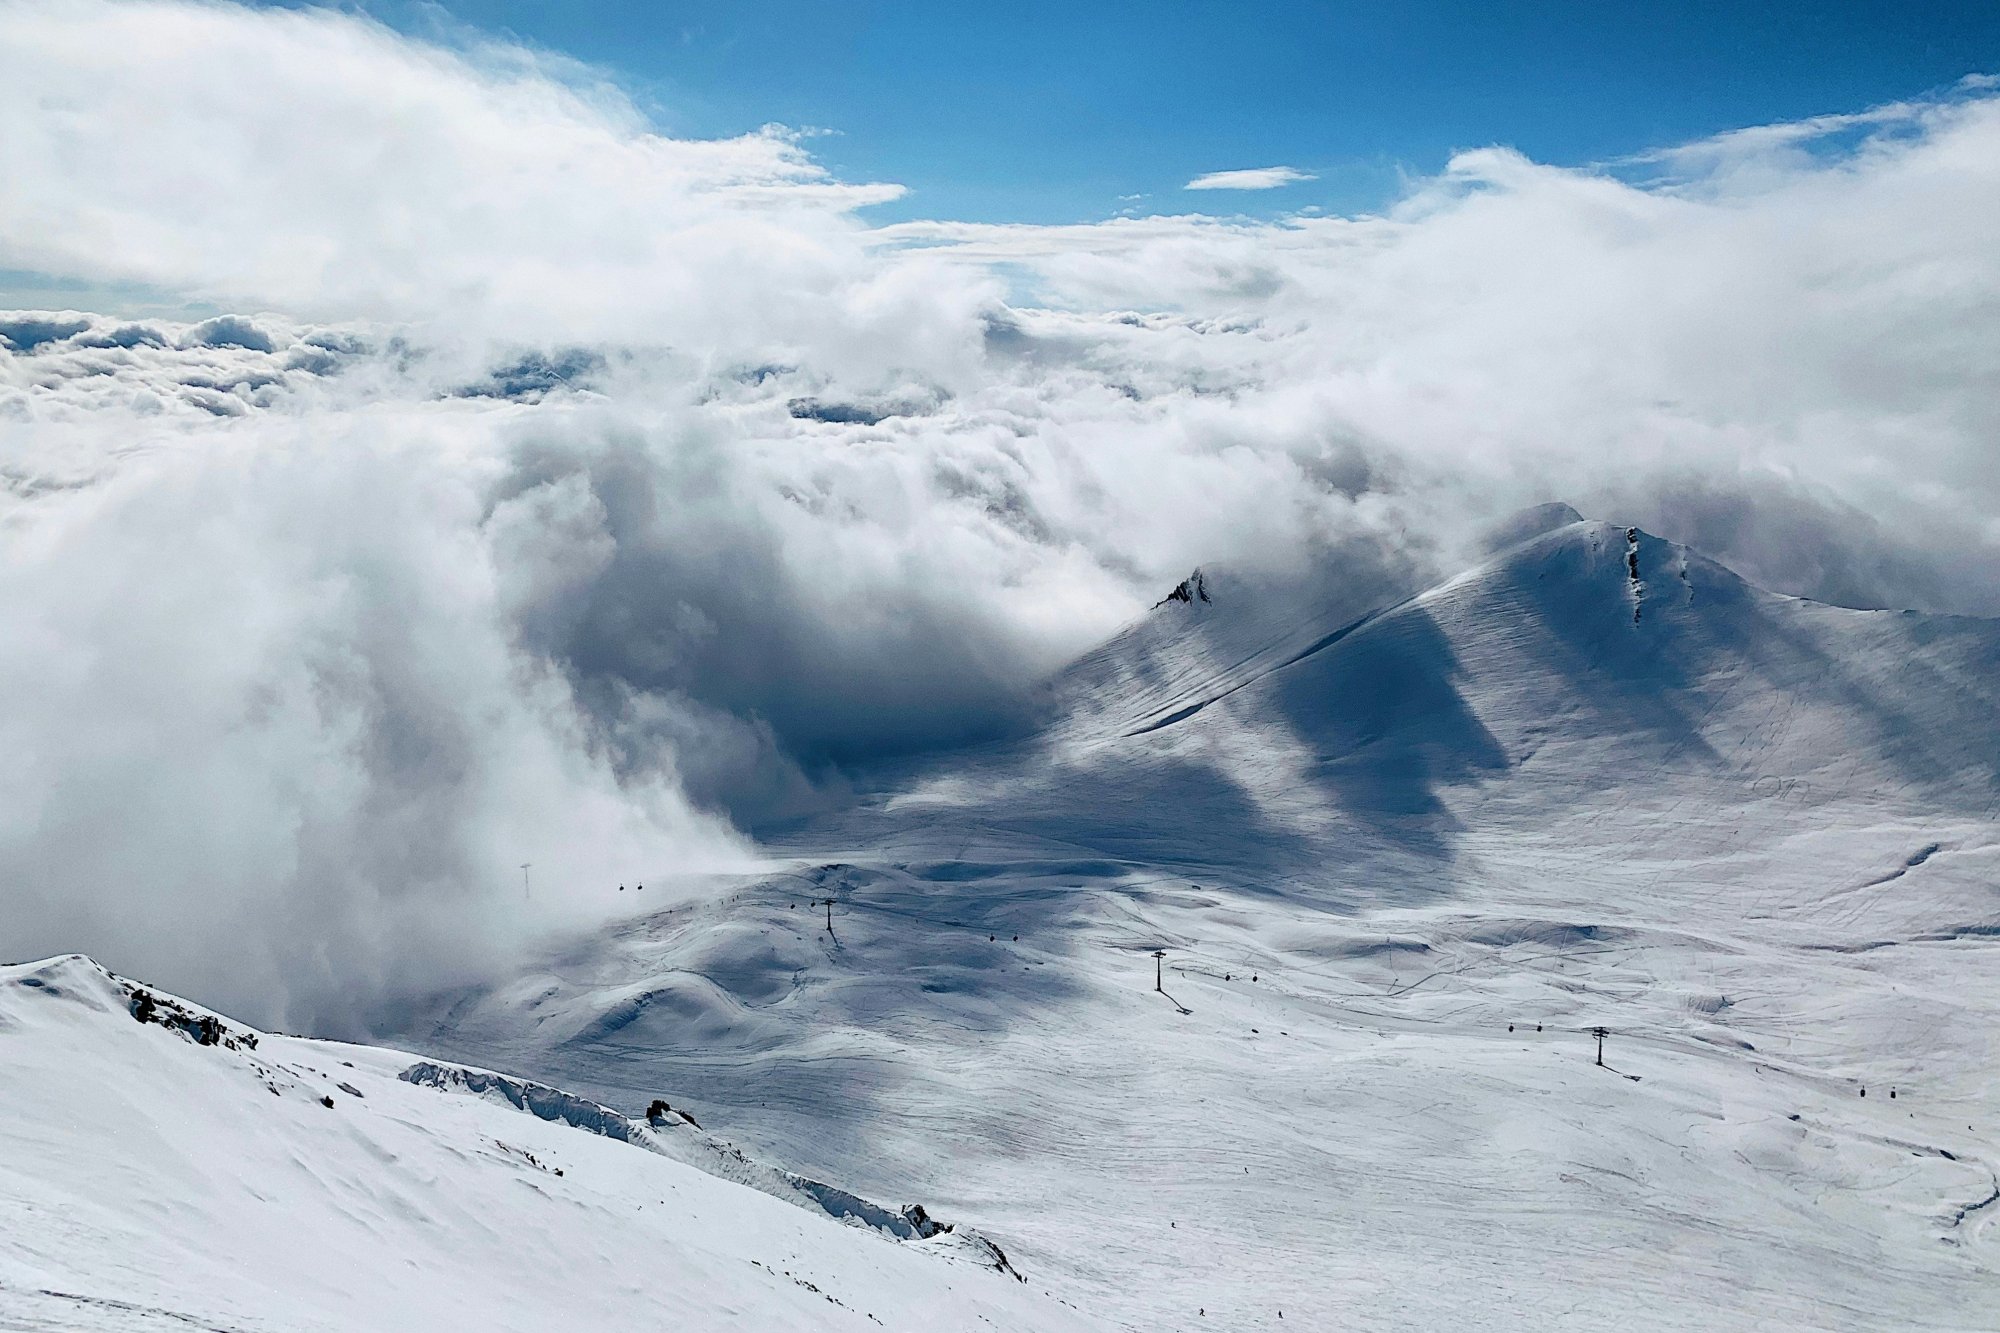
{"left": 405, "top": 520, "right": 2000, "bottom": 1331}
{"left": 0, "top": 955, "right": 1103, "bottom": 1331}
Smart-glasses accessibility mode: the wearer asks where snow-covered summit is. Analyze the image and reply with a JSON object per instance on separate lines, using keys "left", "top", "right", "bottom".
{"left": 997, "top": 515, "right": 2000, "bottom": 878}
{"left": 1479, "top": 499, "right": 1587, "bottom": 552}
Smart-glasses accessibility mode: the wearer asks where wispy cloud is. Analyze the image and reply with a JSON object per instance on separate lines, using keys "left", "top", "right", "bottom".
{"left": 1185, "top": 166, "right": 1316, "bottom": 191}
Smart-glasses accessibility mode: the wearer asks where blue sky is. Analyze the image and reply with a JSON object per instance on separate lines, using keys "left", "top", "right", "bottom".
{"left": 362, "top": 0, "right": 2000, "bottom": 223}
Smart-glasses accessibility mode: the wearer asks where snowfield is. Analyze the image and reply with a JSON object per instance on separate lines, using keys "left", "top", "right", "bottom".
{"left": 0, "top": 955, "right": 1103, "bottom": 1332}
{"left": 6, "top": 515, "right": 1998, "bottom": 1332}
{"left": 406, "top": 518, "right": 2000, "bottom": 1331}
{"left": 6, "top": 11, "right": 2000, "bottom": 1322}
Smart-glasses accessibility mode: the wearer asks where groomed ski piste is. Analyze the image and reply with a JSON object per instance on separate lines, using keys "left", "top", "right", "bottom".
{"left": 6, "top": 513, "right": 1998, "bottom": 1331}
{"left": 406, "top": 515, "right": 2000, "bottom": 1331}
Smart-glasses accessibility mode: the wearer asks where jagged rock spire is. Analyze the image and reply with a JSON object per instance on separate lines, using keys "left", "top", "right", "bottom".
{"left": 1155, "top": 568, "right": 1211, "bottom": 608}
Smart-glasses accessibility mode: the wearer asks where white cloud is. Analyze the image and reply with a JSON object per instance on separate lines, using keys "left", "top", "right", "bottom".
{"left": 0, "top": 0, "right": 930, "bottom": 360}
{"left": 1184, "top": 166, "right": 1317, "bottom": 191}
{"left": 4, "top": 0, "right": 2000, "bottom": 1027}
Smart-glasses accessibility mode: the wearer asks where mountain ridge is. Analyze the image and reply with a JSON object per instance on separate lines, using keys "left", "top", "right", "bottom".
{"left": 0, "top": 953, "right": 1093, "bottom": 1332}
{"left": 390, "top": 511, "right": 2000, "bottom": 1332}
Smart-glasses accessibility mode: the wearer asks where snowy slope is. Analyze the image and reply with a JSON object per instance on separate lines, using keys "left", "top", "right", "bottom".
{"left": 0, "top": 955, "right": 1106, "bottom": 1332}
{"left": 406, "top": 518, "right": 2000, "bottom": 1332}
{"left": 900, "top": 517, "right": 2000, "bottom": 878}
{"left": 1043, "top": 499, "right": 1586, "bottom": 747}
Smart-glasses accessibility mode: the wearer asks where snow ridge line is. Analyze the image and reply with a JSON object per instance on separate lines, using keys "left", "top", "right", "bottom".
{"left": 398, "top": 1060, "right": 916, "bottom": 1234}
{"left": 398, "top": 1060, "right": 1024, "bottom": 1276}
{"left": 1124, "top": 609, "right": 1375, "bottom": 737}
{"left": 400, "top": 1061, "right": 659, "bottom": 1146}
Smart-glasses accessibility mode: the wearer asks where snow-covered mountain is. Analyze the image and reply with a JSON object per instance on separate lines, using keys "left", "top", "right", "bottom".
{"left": 401, "top": 517, "right": 2000, "bottom": 1331}
{"left": 0, "top": 954, "right": 1105, "bottom": 1332}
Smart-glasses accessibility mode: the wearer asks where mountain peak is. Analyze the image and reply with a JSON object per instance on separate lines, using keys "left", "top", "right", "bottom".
{"left": 1480, "top": 500, "right": 1587, "bottom": 554}
{"left": 1153, "top": 568, "right": 1212, "bottom": 608}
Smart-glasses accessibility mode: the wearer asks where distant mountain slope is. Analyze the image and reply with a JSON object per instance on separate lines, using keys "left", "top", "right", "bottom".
{"left": 1069, "top": 518, "right": 1998, "bottom": 781}
{"left": 400, "top": 517, "right": 2000, "bottom": 1332}
{"left": 0, "top": 956, "right": 1103, "bottom": 1333}
{"left": 866, "top": 517, "right": 2000, "bottom": 882}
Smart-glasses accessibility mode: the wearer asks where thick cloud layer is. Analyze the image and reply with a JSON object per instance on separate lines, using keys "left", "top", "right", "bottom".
{"left": 2, "top": 1, "right": 1997, "bottom": 1029}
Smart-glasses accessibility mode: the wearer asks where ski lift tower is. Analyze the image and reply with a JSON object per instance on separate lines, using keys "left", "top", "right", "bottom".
{"left": 1152, "top": 949, "right": 1166, "bottom": 992}
{"left": 1591, "top": 1026, "right": 1609, "bottom": 1067}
